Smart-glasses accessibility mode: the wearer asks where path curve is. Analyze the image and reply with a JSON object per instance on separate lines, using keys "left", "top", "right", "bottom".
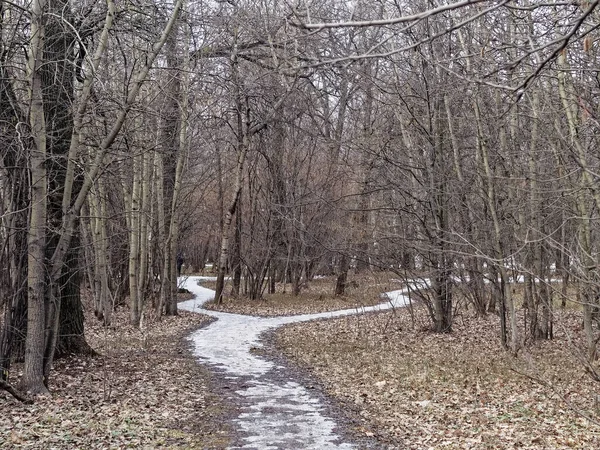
{"left": 178, "top": 276, "right": 418, "bottom": 449}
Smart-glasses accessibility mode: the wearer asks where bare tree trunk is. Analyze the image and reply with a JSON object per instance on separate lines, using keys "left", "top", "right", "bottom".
{"left": 215, "top": 177, "right": 245, "bottom": 304}
{"left": 0, "top": 51, "right": 29, "bottom": 381}
{"left": 85, "top": 195, "right": 102, "bottom": 318}
{"left": 22, "top": 0, "right": 49, "bottom": 395}
{"left": 475, "top": 99, "right": 519, "bottom": 353}
{"left": 216, "top": 46, "right": 248, "bottom": 304}
{"left": 445, "top": 93, "right": 487, "bottom": 316}
{"left": 138, "top": 149, "right": 152, "bottom": 310}
{"left": 557, "top": 49, "right": 600, "bottom": 359}
{"left": 97, "top": 181, "right": 112, "bottom": 325}
{"left": 166, "top": 11, "right": 189, "bottom": 315}
{"left": 54, "top": 233, "right": 95, "bottom": 358}
{"left": 155, "top": 138, "right": 167, "bottom": 312}
{"left": 127, "top": 150, "right": 142, "bottom": 326}
{"left": 430, "top": 85, "right": 453, "bottom": 333}
{"left": 231, "top": 207, "right": 242, "bottom": 297}
{"left": 335, "top": 254, "right": 349, "bottom": 297}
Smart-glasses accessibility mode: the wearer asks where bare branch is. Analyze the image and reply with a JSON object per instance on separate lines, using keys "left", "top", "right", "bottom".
{"left": 294, "top": 0, "right": 492, "bottom": 30}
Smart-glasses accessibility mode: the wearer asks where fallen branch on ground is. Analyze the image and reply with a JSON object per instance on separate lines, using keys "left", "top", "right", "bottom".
{"left": 0, "top": 379, "right": 33, "bottom": 404}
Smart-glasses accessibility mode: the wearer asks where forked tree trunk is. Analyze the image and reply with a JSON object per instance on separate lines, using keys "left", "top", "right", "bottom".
{"left": 216, "top": 47, "right": 248, "bottom": 304}
{"left": 215, "top": 187, "right": 244, "bottom": 304}
{"left": 214, "top": 38, "right": 293, "bottom": 303}
{"left": 445, "top": 92, "right": 487, "bottom": 316}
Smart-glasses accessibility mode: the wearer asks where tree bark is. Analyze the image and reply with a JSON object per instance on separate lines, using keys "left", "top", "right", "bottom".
{"left": 55, "top": 233, "right": 96, "bottom": 357}
{"left": 557, "top": 50, "right": 599, "bottom": 359}
{"left": 22, "top": 0, "right": 50, "bottom": 395}
{"left": 474, "top": 99, "right": 519, "bottom": 352}
{"left": 128, "top": 151, "right": 142, "bottom": 326}
{"left": 335, "top": 254, "right": 349, "bottom": 297}
{"left": 0, "top": 45, "right": 29, "bottom": 381}
{"left": 215, "top": 45, "right": 248, "bottom": 304}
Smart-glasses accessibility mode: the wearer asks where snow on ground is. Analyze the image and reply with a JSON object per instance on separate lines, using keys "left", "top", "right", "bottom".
{"left": 179, "top": 275, "right": 412, "bottom": 449}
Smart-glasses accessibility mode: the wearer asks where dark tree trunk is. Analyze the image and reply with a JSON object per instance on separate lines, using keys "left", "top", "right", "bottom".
{"left": 433, "top": 267, "right": 453, "bottom": 333}
{"left": 269, "top": 263, "right": 276, "bottom": 294}
{"left": 0, "top": 25, "right": 30, "bottom": 381}
{"left": 499, "top": 277, "right": 508, "bottom": 349}
{"left": 42, "top": 0, "right": 93, "bottom": 358}
{"left": 0, "top": 150, "right": 28, "bottom": 376}
{"left": 335, "top": 254, "right": 349, "bottom": 296}
{"left": 55, "top": 235, "right": 96, "bottom": 358}
{"left": 291, "top": 261, "right": 302, "bottom": 297}
{"left": 1, "top": 295, "right": 27, "bottom": 380}
{"left": 488, "top": 265, "right": 498, "bottom": 314}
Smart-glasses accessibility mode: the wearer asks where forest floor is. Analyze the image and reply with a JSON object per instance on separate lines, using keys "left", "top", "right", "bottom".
{"left": 0, "top": 296, "right": 232, "bottom": 449}
{"left": 4, "top": 276, "right": 600, "bottom": 449}
{"left": 202, "top": 272, "right": 398, "bottom": 316}
{"left": 206, "top": 275, "right": 600, "bottom": 449}
{"left": 271, "top": 301, "right": 600, "bottom": 449}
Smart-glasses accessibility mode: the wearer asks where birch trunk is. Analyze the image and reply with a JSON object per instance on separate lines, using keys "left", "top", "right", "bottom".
{"left": 128, "top": 152, "right": 142, "bottom": 326}
{"left": 215, "top": 45, "right": 248, "bottom": 304}
{"left": 215, "top": 138, "right": 248, "bottom": 303}
{"left": 137, "top": 149, "right": 152, "bottom": 308}
{"left": 156, "top": 148, "right": 168, "bottom": 314}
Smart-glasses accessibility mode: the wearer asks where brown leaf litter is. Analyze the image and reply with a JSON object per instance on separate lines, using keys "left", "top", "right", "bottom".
{"left": 274, "top": 304, "right": 600, "bottom": 449}
{"left": 203, "top": 273, "right": 401, "bottom": 317}
{"left": 1, "top": 304, "right": 231, "bottom": 449}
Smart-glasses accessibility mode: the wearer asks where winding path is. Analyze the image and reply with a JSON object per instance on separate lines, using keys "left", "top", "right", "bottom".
{"left": 178, "top": 276, "right": 415, "bottom": 449}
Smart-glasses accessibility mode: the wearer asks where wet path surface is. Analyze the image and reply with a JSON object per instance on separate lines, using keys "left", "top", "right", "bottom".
{"left": 178, "top": 276, "right": 413, "bottom": 449}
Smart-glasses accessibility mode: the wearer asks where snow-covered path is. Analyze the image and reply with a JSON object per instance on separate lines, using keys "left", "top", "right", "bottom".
{"left": 178, "top": 276, "right": 414, "bottom": 449}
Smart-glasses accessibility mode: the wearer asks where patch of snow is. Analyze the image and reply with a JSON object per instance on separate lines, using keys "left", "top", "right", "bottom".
{"left": 179, "top": 276, "right": 411, "bottom": 448}
{"left": 231, "top": 381, "right": 354, "bottom": 449}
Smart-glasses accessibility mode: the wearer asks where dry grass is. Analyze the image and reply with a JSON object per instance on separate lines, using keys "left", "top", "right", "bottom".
{"left": 274, "top": 302, "right": 600, "bottom": 449}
